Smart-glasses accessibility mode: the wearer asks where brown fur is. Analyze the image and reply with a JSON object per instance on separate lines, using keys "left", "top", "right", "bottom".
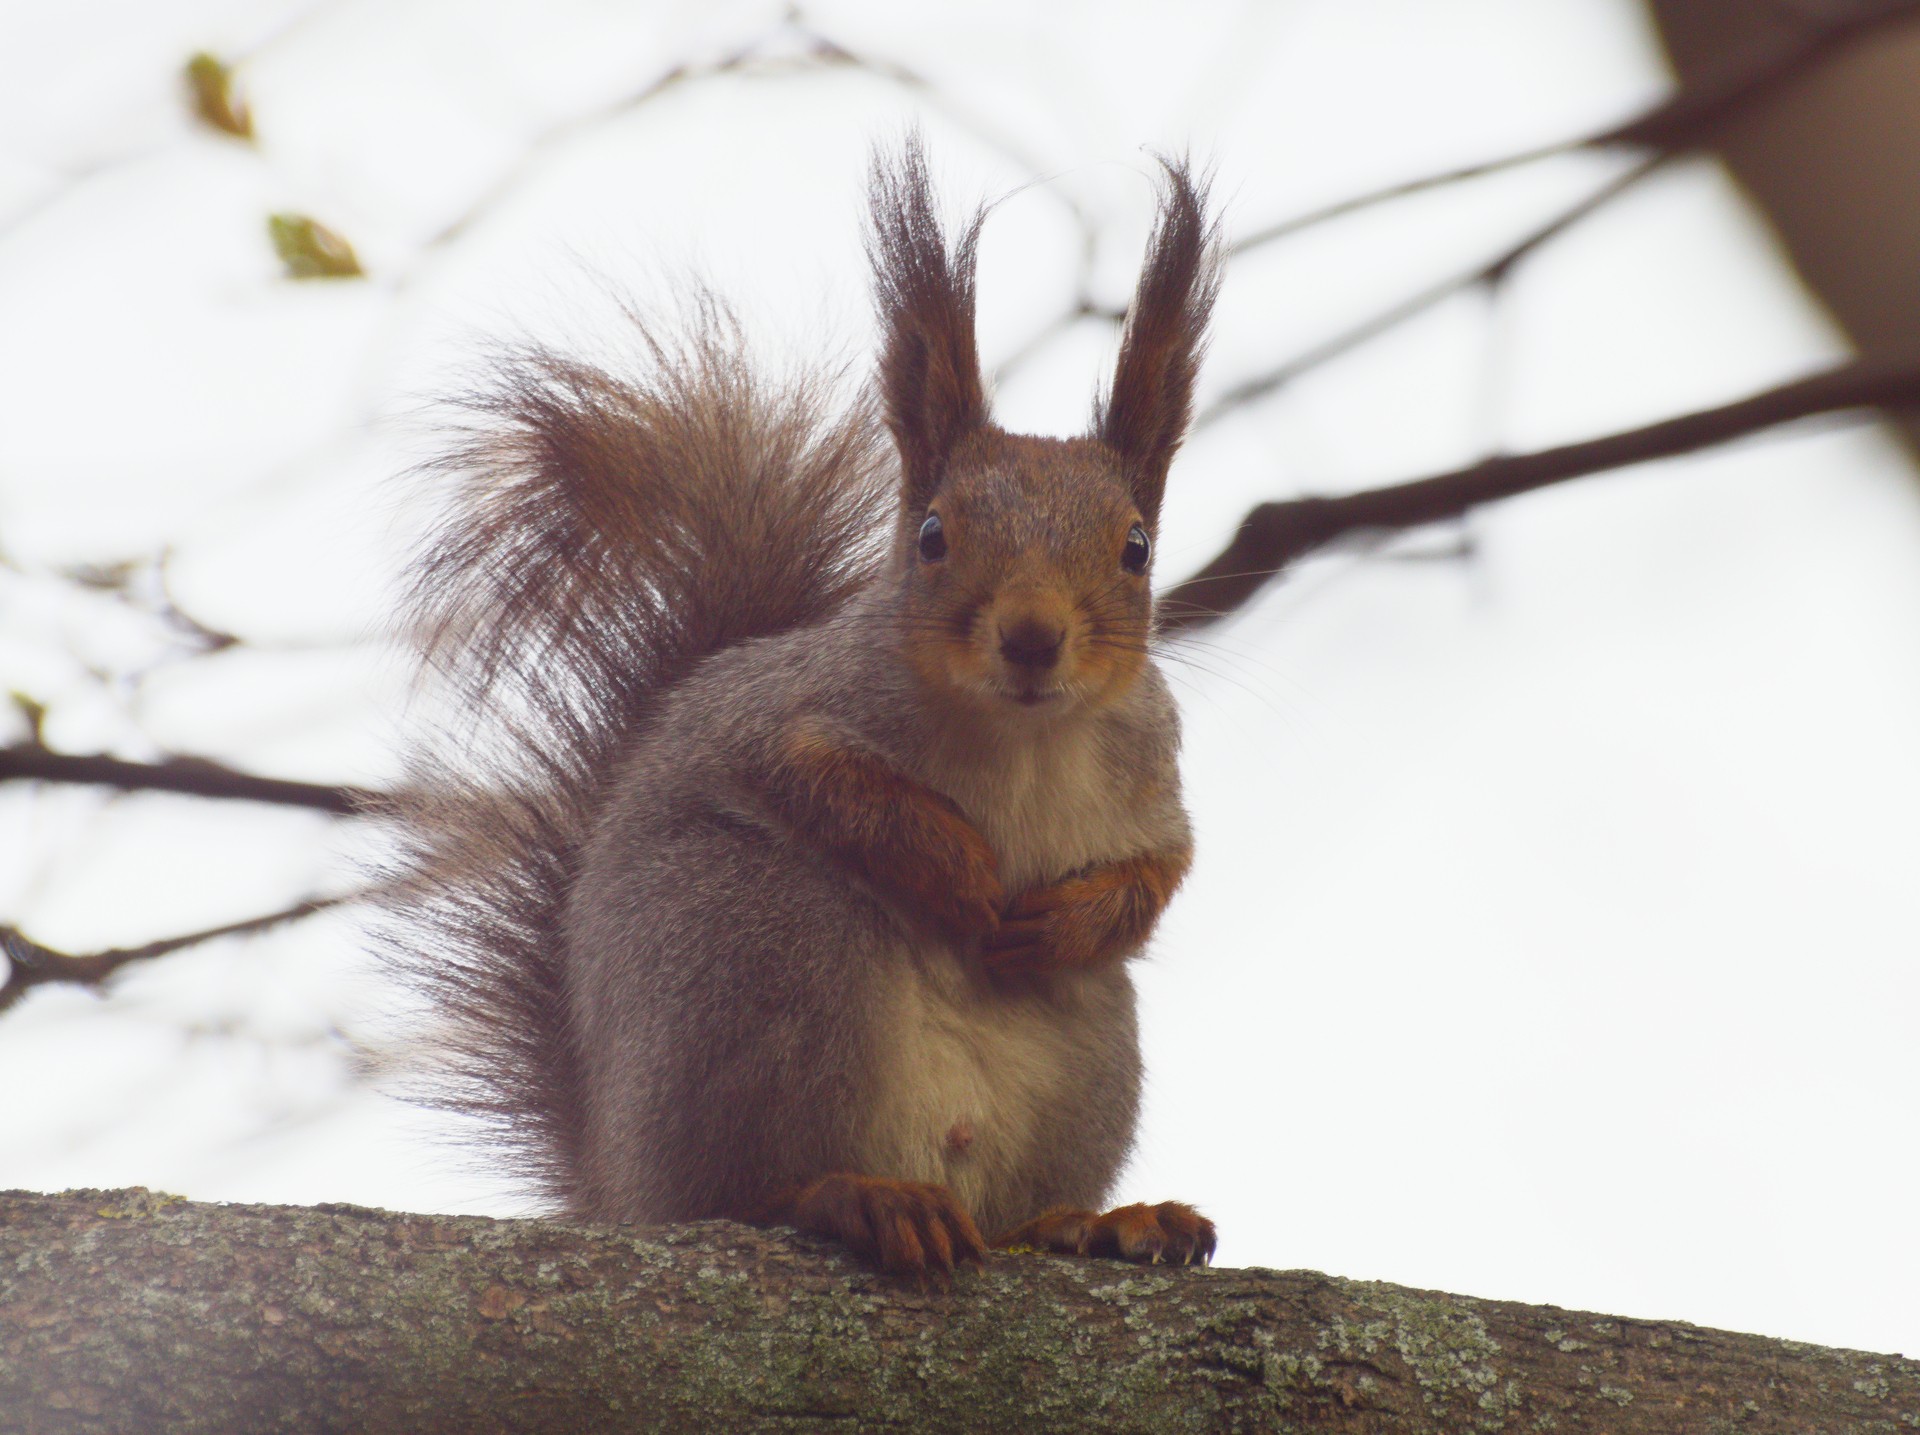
{"left": 765, "top": 715, "right": 1004, "bottom": 941}
{"left": 868, "top": 136, "right": 988, "bottom": 514}
{"left": 386, "top": 139, "right": 1224, "bottom": 1279}
{"left": 1094, "top": 157, "right": 1223, "bottom": 522}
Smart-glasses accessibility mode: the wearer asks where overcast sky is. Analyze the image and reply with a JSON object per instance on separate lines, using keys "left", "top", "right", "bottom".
{"left": 3, "top": 0, "right": 1917, "bottom": 1359}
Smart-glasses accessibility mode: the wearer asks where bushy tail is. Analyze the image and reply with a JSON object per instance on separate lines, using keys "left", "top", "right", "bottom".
{"left": 382, "top": 304, "right": 893, "bottom": 1208}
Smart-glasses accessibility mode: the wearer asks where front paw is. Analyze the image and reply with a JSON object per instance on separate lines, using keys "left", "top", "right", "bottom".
{"left": 916, "top": 819, "right": 1004, "bottom": 942}
{"left": 999, "top": 1202, "right": 1217, "bottom": 1266}
{"left": 981, "top": 879, "right": 1108, "bottom": 972}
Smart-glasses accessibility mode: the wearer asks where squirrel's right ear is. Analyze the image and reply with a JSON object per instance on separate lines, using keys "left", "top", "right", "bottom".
{"left": 868, "top": 135, "right": 988, "bottom": 512}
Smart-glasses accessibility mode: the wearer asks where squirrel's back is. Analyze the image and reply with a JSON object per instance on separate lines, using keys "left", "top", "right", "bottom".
{"left": 384, "top": 305, "right": 892, "bottom": 1206}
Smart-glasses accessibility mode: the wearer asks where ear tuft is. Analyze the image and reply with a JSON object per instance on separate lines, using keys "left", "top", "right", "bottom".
{"left": 1094, "top": 157, "right": 1223, "bottom": 523}
{"left": 869, "top": 134, "right": 989, "bottom": 511}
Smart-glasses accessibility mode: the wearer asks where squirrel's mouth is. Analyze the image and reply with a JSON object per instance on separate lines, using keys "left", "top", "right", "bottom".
{"left": 998, "top": 681, "right": 1068, "bottom": 708}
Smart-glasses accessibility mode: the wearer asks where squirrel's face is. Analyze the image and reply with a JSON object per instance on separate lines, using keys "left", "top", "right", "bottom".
{"left": 869, "top": 140, "right": 1218, "bottom": 720}
{"left": 898, "top": 431, "right": 1154, "bottom": 717}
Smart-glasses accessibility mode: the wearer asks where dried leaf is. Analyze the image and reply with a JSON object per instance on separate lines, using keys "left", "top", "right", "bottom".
{"left": 9, "top": 693, "right": 47, "bottom": 742}
{"left": 184, "top": 52, "right": 252, "bottom": 140}
{"left": 267, "top": 214, "right": 363, "bottom": 280}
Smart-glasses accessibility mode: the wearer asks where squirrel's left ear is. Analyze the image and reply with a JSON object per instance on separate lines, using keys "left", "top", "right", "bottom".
{"left": 1094, "top": 158, "right": 1222, "bottom": 526}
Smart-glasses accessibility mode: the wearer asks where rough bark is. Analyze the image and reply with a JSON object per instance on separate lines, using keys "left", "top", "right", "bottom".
{"left": 1, "top": 1189, "right": 1913, "bottom": 1434}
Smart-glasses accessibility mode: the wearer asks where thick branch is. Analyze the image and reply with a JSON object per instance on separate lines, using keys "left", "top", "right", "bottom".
{"left": 0, "top": 744, "right": 373, "bottom": 814}
{"left": 0, "top": 1189, "right": 1912, "bottom": 1434}
{"left": 1163, "top": 352, "right": 1920, "bottom": 628}
{"left": 0, "top": 899, "right": 343, "bottom": 1016}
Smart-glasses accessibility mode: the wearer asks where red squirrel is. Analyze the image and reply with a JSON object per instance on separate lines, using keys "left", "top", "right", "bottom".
{"left": 387, "top": 137, "right": 1221, "bottom": 1281}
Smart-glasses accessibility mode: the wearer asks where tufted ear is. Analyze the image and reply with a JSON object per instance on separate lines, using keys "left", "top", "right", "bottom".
{"left": 1094, "top": 158, "right": 1222, "bottom": 526}
{"left": 868, "top": 135, "right": 989, "bottom": 514}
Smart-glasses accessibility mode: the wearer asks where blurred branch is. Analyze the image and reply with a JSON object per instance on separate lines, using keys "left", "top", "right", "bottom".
{"left": 1603, "top": 0, "right": 1920, "bottom": 149}
{"left": 417, "top": 12, "right": 1094, "bottom": 273}
{"left": 0, "top": 897, "right": 345, "bottom": 1016}
{"left": 1199, "top": 154, "right": 1662, "bottom": 428}
{"left": 1162, "top": 351, "right": 1920, "bottom": 628}
{"left": 417, "top": 23, "right": 858, "bottom": 261}
{"left": 0, "top": 745, "right": 374, "bottom": 814}
{"left": 1199, "top": 0, "right": 1920, "bottom": 426}
{"left": 1230, "top": 0, "right": 1920, "bottom": 257}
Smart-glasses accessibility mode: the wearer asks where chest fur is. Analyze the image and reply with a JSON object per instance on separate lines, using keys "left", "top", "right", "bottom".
{"left": 918, "top": 721, "right": 1142, "bottom": 891}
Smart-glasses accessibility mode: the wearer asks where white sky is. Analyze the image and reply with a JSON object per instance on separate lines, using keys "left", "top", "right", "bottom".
{"left": 2, "top": 0, "right": 1916, "bottom": 1360}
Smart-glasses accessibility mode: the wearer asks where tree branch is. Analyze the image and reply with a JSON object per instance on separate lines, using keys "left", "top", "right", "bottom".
{"left": 0, "top": 744, "right": 374, "bottom": 814}
{"left": 1162, "top": 352, "right": 1920, "bottom": 629}
{"left": 0, "top": 1189, "right": 1911, "bottom": 1433}
{"left": 0, "top": 898, "right": 345, "bottom": 1016}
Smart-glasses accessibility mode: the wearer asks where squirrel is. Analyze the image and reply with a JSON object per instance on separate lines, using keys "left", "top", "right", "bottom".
{"left": 386, "top": 136, "right": 1222, "bottom": 1282}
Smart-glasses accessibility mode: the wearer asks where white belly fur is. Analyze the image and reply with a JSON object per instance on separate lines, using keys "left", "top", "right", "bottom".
{"left": 858, "top": 708, "right": 1155, "bottom": 1224}
{"left": 857, "top": 940, "right": 1087, "bottom": 1223}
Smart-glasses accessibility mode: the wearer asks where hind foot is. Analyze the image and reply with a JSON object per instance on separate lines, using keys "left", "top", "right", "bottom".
{"left": 782, "top": 1173, "right": 988, "bottom": 1285}
{"left": 998, "top": 1201, "right": 1216, "bottom": 1265}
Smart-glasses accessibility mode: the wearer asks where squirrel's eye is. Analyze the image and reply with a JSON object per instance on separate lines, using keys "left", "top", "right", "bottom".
{"left": 1121, "top": 523, "right": 1151, "bottom": 574}
{"left": 917, "top": 511, "right": 947, "bottom": 562}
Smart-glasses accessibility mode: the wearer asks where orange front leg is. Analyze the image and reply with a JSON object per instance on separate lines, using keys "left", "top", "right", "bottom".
{"left": 763, "top": 715, "right": 1003, "bottom": 942}
{"left": 982, "top": 845, "right": 1190, "bottom": 973}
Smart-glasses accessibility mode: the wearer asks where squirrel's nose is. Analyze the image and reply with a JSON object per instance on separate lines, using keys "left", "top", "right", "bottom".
{"left": 998, "top": 617, "right": 1064, "bottom": 671}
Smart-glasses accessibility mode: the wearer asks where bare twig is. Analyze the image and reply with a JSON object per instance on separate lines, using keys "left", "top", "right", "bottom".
{"left": 413, "top": 14, "right": 1099, "bottom": 282}
{"left": 0, "top": 745, "right": 375, "bottom": 815}
{"left": 1162, "top": 352, "right": 1920, "bottom": 628}
{"left": 0, "top": 897, "right": 346, "bottom": 1015}
{"left": 1228, "top": 139, "right": 1587, "bottom": 259}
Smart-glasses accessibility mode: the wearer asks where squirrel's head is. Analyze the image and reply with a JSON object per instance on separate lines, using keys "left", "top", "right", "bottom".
{"left": 869, "top": 138, "right": 1221, "bottom": 718}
